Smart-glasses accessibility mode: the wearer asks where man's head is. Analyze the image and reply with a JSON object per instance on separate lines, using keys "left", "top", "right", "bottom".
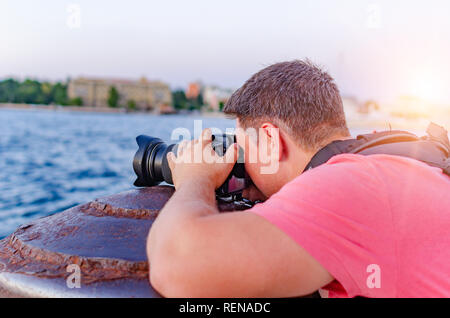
{"left": 224, "top": 60, "right": 350, "bottom": 197}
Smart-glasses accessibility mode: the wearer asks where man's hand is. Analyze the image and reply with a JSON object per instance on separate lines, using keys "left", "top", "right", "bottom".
{"left": 167, "top": 128, "right": 239, "bottom": 190}
{"left": 147, "top": 128, "right": 333, "bottom": 297}
{"left": 242, "top": 183, "right": 267, "bottom": 202}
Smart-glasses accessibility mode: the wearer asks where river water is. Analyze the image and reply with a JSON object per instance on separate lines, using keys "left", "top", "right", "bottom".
{"left": 1, "top": 107, "right": 412, "bottom": 238}
{"left": 0, "top": 108, "right": 236, "bottom": 238}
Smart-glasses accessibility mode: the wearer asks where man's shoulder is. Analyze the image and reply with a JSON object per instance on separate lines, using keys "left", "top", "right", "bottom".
{"left": 283, "top": 153, "right": 446, "bottom": 201}
{"left": 325, "top": 153, "right": 432, "bottom": 167}
{"left": 298, "top": 153, "right": 388, "bottom": 182}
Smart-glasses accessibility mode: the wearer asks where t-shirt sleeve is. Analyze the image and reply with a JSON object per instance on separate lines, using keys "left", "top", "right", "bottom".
{"left": 249, "top": 154, "right": 397, "bottom": 297}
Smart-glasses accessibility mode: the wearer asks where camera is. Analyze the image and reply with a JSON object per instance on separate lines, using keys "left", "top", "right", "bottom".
{"left": 133, "top": 133, "right": 249, "bottom": 196}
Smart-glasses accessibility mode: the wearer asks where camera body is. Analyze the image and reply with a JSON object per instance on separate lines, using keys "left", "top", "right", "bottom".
{"left": 133, "top": 133, "right": 248, "bottom": 196}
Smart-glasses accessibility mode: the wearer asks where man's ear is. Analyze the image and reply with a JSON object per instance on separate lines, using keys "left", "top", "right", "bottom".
{"left": 260, "top": 122, "right": 284, "bottom": 162}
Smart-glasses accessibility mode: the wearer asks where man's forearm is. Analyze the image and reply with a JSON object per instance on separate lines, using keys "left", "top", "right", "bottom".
{"left": 161, "top": 178, "right": 218, "bottom": 220}
{"left": 147, "top": 179, "right": 219, "bottom": 261}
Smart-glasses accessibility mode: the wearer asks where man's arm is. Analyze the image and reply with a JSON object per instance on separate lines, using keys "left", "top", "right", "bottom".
{"left": 147, "top": 130, "right": 334, "bottom": 297}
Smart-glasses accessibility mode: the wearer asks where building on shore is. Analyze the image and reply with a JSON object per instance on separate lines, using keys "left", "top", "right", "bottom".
{"left": 185, "top": 81, "right": 233, "bottom": 111}
{"left": 185, "top": 81, "right": 202, "bottom": 100}
{"left": 202, "top": 85, "right": 233, "bottom": 111}
{"left": 68, "top": 77, "right": 173, "bottom": 112}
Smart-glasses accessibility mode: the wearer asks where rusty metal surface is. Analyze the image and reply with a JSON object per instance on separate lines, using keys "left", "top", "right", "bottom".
{"left": 0, "top": 273, "right": 159, "bottom": 298}
{"left": 0, "top": 185, "right": 250, "bottom": 298}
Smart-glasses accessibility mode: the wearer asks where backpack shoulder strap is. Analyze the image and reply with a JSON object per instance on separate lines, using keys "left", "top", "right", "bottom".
{"left": 443, "top": 158, "right": 450, "bottom": 176}
{"left": 304, "top": 130, "right": 419, "bottom": 171}
{"left": 304, "top": 123, "right": 450, "bottom": 174}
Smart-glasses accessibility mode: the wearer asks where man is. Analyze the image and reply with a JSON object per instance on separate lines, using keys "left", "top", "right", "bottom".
{"left": 147, "top": 60, "right": 450, "bottom": 297}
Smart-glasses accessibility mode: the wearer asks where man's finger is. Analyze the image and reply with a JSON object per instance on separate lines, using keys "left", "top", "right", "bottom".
{"left": 177, "top": 140, "right": 189, "bottom": 157}
{"left": 167, "top": 152, "right": 176, "bottom": 170}
{"left": 201, "top": 128, "right": 212, "bottom": 146}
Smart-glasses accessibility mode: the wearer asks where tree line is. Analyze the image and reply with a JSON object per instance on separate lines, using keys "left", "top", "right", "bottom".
{"left": 0, "top": 78, "right": 83, "bottom": 106}
{"left": 0, "top": 78, "right": 205, "bottom": 110}
{"left": 172, "top": 89, "right": 203, "bottom": 110}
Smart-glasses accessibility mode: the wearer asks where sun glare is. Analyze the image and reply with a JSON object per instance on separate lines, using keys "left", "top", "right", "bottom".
{"left": 409, "top": 69, "right": 446, "bottom": 103}
{"left": 390, "top": 68, "right": 450, "bottom": 119}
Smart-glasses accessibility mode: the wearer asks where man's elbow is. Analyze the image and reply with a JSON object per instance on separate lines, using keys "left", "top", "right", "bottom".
{"left": 147, "top": 224, "right": 202, "bottom": 297}
{"left": 149, "top": 262, "right": 190, "bottom": 297}
{"left": 149, "top": 251, "right": 208, "bottom": 297}
{"left": 149, "top": 263, "right": 171, "bottom": 297}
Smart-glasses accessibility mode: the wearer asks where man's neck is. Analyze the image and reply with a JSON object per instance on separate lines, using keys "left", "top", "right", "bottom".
{"left": 291, "top": 134, "right": 353, "bottom": 178}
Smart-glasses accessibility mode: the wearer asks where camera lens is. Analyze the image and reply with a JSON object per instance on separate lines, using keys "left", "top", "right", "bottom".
{"left": 133, "top": 135, "right": 177, "bottom": 187}
{"left": 133, "top": 133, "right": 248, "bottom": 195}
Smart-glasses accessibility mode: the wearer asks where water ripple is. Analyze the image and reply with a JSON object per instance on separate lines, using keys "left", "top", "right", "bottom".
{"left": 0, "top": 108, "right": 235, "bottom": 238}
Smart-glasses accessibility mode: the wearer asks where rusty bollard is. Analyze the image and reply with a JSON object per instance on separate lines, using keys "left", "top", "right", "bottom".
{"left": 0, "top": 185, "right": 249, "bottom": 298}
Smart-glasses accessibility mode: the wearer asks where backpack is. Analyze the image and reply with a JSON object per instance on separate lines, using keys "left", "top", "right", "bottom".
{"left": 304, "top": 122, "right": 450, "bottom": 176}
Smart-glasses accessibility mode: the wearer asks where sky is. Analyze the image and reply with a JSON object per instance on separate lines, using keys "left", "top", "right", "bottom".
{"left": 1, "top": 0, "right": 450, "bottom": 104}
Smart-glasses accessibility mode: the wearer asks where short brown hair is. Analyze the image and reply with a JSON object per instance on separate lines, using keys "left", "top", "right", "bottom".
{"left": 224, "top": 60, "right": 349, "bottom": 150}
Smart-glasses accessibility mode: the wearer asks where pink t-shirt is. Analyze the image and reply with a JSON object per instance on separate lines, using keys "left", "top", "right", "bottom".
{"left": 249, "top": 154, "right": 450, "bottom": 298}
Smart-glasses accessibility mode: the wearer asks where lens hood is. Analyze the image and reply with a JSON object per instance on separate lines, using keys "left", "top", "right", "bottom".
{"left": 133, "top": 135, "right": 165, "bottom": 186}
